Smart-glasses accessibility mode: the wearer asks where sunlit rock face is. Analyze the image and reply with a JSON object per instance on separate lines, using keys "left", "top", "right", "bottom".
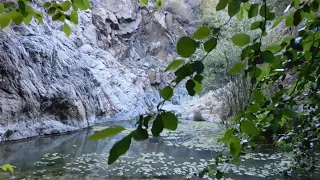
{"left": 0, "top": 0, "right": 200, "bottom": 141}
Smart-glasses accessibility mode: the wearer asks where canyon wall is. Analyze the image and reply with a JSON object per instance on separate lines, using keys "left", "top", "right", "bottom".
{"left": 0, "top": 0, "right": 202, "bottom": 141}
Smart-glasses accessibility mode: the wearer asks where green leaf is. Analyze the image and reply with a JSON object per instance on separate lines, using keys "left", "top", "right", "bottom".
{"left": 228, "top": 61, "right": 246, "bottom": 75}
{"left": 10, "top": 10, "right": 24, "bottom": 24}
{"left": 194, "top": 81, "right": 203, "bottom": 94}
{"left": 25, "top": 5, "right": 34, "bottom": 14}
{"left": 247, "top": 104, "right": 260, "bottom": 113}
{"left": 47, "top": 7, "right": 56, "bottom": 15}
{"left": 249, "top": 67, "right": 262, "bottom": 78}
{"left": 241, "top": 120, "right": 259, "bottom": 135}
{"left": 260, "top": 5, "right": 275, "bottom": 20}
{"left": 70, "top": 10, "right": 79, "bottom": 24}
{"left": 216, "top": 170, "right": 224, "bottom": 179}
{"left": 61, "top": 1, "right": 72, "bottom": 11}
{"left": 285, "top": 12, "right": 294, "bottom": 27}
{"left": 62, "top": 23, "right": 72, "bottom": 36}
{"left": 282, "top": 109, "right": 293, "bottom": 119}
{"left": 271, "top": 16, "right": 284, "bottom": 29}
{"left": 18, "top": 0, "right": 25, "bottom": 11}
{"left": 44, "top": 2, "right": 51, "bottom": 8}
{"left": 175, "top": 63, "right": 193, "bottom": 78}
{"left": 218, "top": 128, "right": 234, "bottom": 142}
{"left": 139, "top": 0, "right": 148, "bottom": 6}
{"left": 186, "top": 80, "right": 196, "bottom": 96}
{"left": 177, "top": 36, "right": 198, "bottom": 58}
{"left": 216, "top": 0, "right": 229, "bottom": 11}
{"left": 33, "top": 12, "right": 43, "bottom": 23}
{"left": 4, "top": 2, "right": 15, "bottom": 8}
{"left": 0, "top": 4, "right": 6, "bottom": 13}
{"left": 88, "top": 126, "right": 125, "bottom": 140}
{"left": 293, "top": 0, "right": 300, "bottom": 9}
{"left": 165, "top": 60, "right": 184, "bottom": 72}
{"left": 0, "top": 164, "right": 16, "bottom": 173}
{"left": 248, "top": 4, "right": 259, "bottom": 18}
{"left": 311, "top": 0, "right": 319, "bottom": 12}
{"left": 203, "top": 37, "right": 217, "bottom": 52}
{"left": 131, "top": 126, "right": 148, "bottom": 141}
{"left": 191, "top": 61, "right": 204, "bottom": 74}
{"left": 209, "top": 170, "right": 216, "bottom": 175}
{"left": 53, "top": 13, "right": 64, "bottom": 21}
{"left": 160, "top": 86, "right": 173, "bottom": 100}
{"left": 252, "top": 90, "right": 264, "bottom": 104}
{"left": 108, "top": 134, "right": 132, "bottom": 164}
{"left": 293, "top": 10, "right": 302, "bottom": 26}
{"left": 243, "top": 2, "right": 250, "bottom": 11}
{"left": 237, "top": 6, "right": 244, "bottom": 21}
{"left": 83, "top": 0, "right": 90, "bottom": 9}
{"left": 250, "top": 21, "right": 260, "bottom": 30}
{"left": 266, "top": 44, "right": 282, "bottom": 52}
{"left": 193, "top": 26, "right": 210, "bottom": 40}
{"left": 143, "top": 115, "right": 152, "bottom": 129}
{"left": 261, "top": 50, "right": 274, "bottom": 63}
{"left": 194, "top": 74, "right": 204, "bottom": 83}
{"left": 74, "top": 0, "right": 89, "bottom": 10}
{"left": 231, "top": 33, "right": 250, "bottom": 47}
{"left": 228, "top": 136, "right": 241, "bottom": 158}
{"left": 241, "top": 46, "right": 252, "bottom": 60}
{"left": 228, "top": 0, "right": 241, "bottom": 17}
{"left": 161, "top": 112, "right": 178, "bottom": 130}
{"left": 151, "top": 114, "right": 164, "bottom": 136}
{"left": 23, "top": 14, "right": 32, "bottom": 25}
{"left": 0, "top": 13, "right": 11, "bottom": 28}
{"left": 156, "top": 0, "right": 162, "bottom": 9}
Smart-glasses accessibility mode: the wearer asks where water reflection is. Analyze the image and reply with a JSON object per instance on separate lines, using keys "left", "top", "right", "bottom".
{"left": 0, "top": 121, "right": 318, "bottom": 180}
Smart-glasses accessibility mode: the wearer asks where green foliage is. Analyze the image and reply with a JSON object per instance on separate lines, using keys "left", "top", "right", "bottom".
{"left": 231, "top": 33, "right": 251, "bottom": 47}
{"left": 0, "top": 13, "right": 11, "bottom": 28}
{"left": 216, "top": 0, "right": 228, "bottom": 11}
{"left": 108, "top": 134, "right": 132, "bottom": 164}
{"left": 177, "top": 36, "right": 198, "bottom": 58}
{"left": 161, "top": 112, "right": 178, "bottom": 130}
{"left": 88, "top": 126, "right": 125, "bottom": 140}
{"left": 228, "top": 136, "right": 241, "bottom": 158}
{"left": 62, "top": 23, "right": 72, "bottom": 36}
{"left": 151, "top": 115, "right": 164, "bottom": 137}
{"left": 139, "top": 0, "right": 148, "bottom": 6}
{"left": 248, "top": 4, "right": 259, "bottom": 18}
{"left": 0, "top": 0, "right": 89, "bottom": 36}
{"left": 228, "top": 0, "right": 241, "bottom": 17}
{"left": 131, "top": 126, "right": 148, "bottom": 141}
{"left": 204, "top": 37, "right": 217, "bottom": 52}
{"left": 271, "top": 16, "right": 284, "bottom": 29}
{"left": 193, "top": 26, "right": 211, "bottom": 40}
{"left": 156, "top": 0, "right": 163, "bottom": 9}
{"left": 252, "top": 90, "right": 264, "bottom": 104}
{"left": 0, "top": 164, "right": 16, "bottom": 173}
{"left": 160, "top": 86, "right": 173, "bottom": 100}
{"left": 228, "top": 61, "right": 245, "bottom": 75}
{"left": 165, "top": 60, "right": 184, "bottom": 72}
{"left": 240, "top": 120, "right": 259, "bottom": 135}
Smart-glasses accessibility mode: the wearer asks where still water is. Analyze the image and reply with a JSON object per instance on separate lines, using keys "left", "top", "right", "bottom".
{"left": 0, "top": 121, "right": 317, "bottom": 180}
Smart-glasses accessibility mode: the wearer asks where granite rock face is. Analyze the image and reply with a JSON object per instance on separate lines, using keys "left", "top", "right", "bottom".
{"left": 0, "top": 0, "right": 201, "bottom": 141}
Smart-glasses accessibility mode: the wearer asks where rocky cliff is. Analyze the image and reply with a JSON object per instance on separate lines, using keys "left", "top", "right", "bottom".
{"left": 0, "top": 0, "right": 201, "bottom": 141}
